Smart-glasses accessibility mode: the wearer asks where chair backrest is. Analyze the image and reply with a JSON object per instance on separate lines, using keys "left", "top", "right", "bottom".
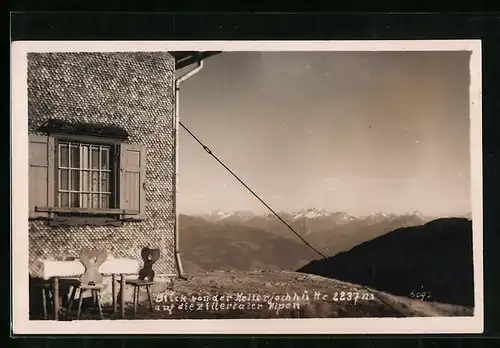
{"left": 138, "top": 247, "right": 160, "bottom": 281}
{"left": 79, "top": 249, "right": 108, "bottom": 285}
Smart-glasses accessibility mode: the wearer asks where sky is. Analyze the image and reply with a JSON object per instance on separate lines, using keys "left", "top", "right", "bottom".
{"left": 176, "top": 51, "right": 472, "bottom": 217}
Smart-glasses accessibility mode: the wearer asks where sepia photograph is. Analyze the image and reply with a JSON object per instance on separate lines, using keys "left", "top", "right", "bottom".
{"left": 11, "top": 40, "right": 483, "bottom": 334}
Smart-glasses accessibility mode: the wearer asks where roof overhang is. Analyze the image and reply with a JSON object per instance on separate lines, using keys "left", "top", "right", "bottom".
{"left": 171, "top": 51, "right": 222, "bottom": 70}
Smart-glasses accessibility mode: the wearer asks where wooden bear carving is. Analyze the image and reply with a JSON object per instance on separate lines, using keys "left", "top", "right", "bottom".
{"left": 138, "top": 247, "right": 160, "bottom": 281}
{"left": 79, "top": 249, "right": 108, "bottom": 286}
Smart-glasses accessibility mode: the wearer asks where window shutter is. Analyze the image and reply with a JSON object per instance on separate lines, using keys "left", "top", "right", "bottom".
{"left": 119, "top": 143, "right": 146, "bottom": 220}
{"left": 29, "top": 135, "right": 55, "bottom": 219}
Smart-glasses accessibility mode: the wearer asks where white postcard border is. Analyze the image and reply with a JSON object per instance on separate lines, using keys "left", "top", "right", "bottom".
{"left": 11, "top": 40, "right": 483, "bottom": 335}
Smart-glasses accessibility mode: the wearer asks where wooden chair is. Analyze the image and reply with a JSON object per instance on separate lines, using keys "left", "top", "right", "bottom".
{"left": 35, "top": 278, "right": 80, "bottom": 320}
{"left": 35, "top": 279, "right": 53, "bottom": 320}
{"left": 126, "top": 247, "right": 160, "bottom": 318}
{"left": 66, "top": 249, "right": 108, "bottom": 320}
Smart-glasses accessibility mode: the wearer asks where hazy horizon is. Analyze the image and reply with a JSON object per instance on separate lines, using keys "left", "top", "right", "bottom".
{"left": 179, "top": 208, "right": 471, "bottom": 219}
{"left": 177, "top": 51, "right": 472, "bottom": 217}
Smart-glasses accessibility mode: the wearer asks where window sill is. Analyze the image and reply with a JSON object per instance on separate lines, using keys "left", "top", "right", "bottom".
{"left": 33, "top": 207, "right": 142, "bottom": 227}
{"left": 35, "top": 207, "right": 139, "bottom": 215}
{"left": 49, "top": 216, "right": 123, "bottom": 227}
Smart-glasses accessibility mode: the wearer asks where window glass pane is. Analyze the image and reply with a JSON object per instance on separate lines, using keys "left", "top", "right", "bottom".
{"left": 81, "top": 145, "right": 89, "bottom": 169}
{"left": 81, "top": 193, "right": 89, "bottom": 208}
{"left": 59, "top": 193, "right": 69, "bottom": 207}
{"left": 91, "top": 147, "right": 100, "bottom": 169}
{"left": 92, "top": 194, "right": 99, "bottom": 208}
{"left": 70, "top": 145, "right": 79, "bottom": 168}
{"left": 81, "top": 171, "right": 89, "bottom": 192}
{"left": 60, "top": 169, "right": 69, "bottom": 191}
{"left": 101, "top": 172, "right": 110, "bottom": 192}
{"left": 101, "top": 148, "right": 110, "bottom": 170}
{"left": 70, "top": 170, "right": 79, "bottom": 191}
{"left": 101, "top": 194, "right": 110, "bottom": 209}
{"left": 60, "top": 144, "right": 69, "bottom": 167}
{"left": 91, "top": 172, "right": 99, "bottom": 192}
{"left": 70, "top": 193, "right": 79, "bottom": 208}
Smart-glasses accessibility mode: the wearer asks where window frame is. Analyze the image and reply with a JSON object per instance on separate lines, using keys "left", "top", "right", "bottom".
{"left": 29, "top": 131, "right": 146, "bottom": 226}
{"left": 53, "top": 134, "right": 120, "bottom": 212}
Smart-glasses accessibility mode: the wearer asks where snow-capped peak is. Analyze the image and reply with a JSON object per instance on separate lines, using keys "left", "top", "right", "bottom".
{"left": 405, "top": 210, "right": 424, "bottom": 219}
{"left": 363, "top": 210, "right": 425, "bottom": 222}
{"left": 207, "top": 210, "right": 231, "bottom": 218}
{"left": 293, "top": 208, "right": 330, "bottom": 220}
{"left": 335, "top": 212, "right": 357, "bottom": 221}
{"left": 363, "top": 212, "right": 396, "bottom": 221}
{"left": 231, "top": 211, "right": 256, "bottom": 220}
{"left": 199, "top": 209, "right": 426, "bottom": 224}
{"left": 204, "top": 210, "right": 255, "bottom": 222}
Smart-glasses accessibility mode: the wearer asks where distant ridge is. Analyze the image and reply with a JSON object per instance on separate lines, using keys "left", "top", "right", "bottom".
{"left": 193, "top": 208, "right": 434, "bottom": 224}
{"left": 178, "top": 210, "right": 441, "bottom": 272}
{"left": 297, "top": 217, "right": 474, "bottom": 307}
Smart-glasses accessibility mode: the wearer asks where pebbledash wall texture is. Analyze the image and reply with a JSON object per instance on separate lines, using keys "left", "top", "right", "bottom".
{"left": 28, "top": 52, "right": 178, "bottom": 281}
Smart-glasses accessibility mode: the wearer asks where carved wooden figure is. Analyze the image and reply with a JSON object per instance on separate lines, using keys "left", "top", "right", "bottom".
{"left": 126, "top": 247, "right": 160, "bottom": 317}
{"left": 79, "top": 249, "right": 108, "bottom": 286}
{"left": 138, "top": 247, "right": 160, "bottom": 281}
{"left": 67, "top": 249, "right": 108, "bottom": 320}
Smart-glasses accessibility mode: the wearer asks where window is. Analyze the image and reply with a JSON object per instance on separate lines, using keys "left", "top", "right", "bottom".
{"left": 29, "top": 134, "right": 146, "bottom": 226}
{"left": 56, "top": 141, "right": 116, "bottom": 209}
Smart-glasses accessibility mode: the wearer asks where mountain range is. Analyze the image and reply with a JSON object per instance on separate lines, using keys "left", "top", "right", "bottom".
{"left": 200, "top": 208, "right": 431, "bottom": 224}
{"left": 178, "top": 209, "right": 462, "bottom": 272}
{"left": 178, "top": 209, "right": 473, "bottom": 307}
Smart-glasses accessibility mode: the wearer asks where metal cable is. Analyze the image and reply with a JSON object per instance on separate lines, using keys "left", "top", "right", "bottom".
{"left": 180, "top": 121, "right": 406, "bottom": 317}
